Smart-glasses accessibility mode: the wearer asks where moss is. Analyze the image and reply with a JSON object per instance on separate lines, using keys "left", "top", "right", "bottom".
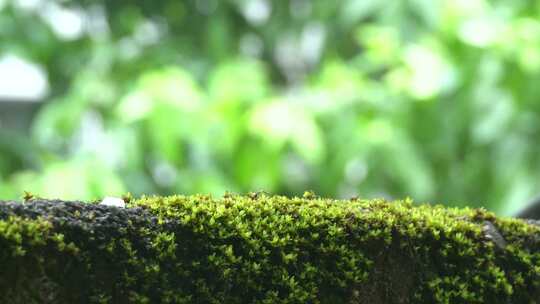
{"left": 0, "top": 194, "right": 539, "bottom": 303}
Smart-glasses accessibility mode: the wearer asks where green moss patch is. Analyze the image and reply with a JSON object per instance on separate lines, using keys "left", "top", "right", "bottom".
{"left": 0, "top": 194, "right": 539, "bottom": 303}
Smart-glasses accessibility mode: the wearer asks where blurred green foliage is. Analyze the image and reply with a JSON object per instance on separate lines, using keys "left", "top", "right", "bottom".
{"left": 1, "top": 0, "right": 540, "bottom": 215}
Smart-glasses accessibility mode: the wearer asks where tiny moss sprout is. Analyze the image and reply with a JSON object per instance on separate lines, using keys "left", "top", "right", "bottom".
{"left": 22, "top": 191, "right": 35, "bottom": 202}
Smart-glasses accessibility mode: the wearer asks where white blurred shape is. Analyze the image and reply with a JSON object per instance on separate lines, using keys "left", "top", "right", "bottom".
{"left": 0, "top": 54, "right": 48, "bottom": 101}
{"left": 458, "top": 17, "right": 499, "bottom": 47}
{"left": 243, "top": 0, "right": 271, "bottom": 26}
{"left": 152, "top": 161, "right": 178, "bottom": 188}
{"left": 117, "top": 91, "right": 153, "bottom": 122}
{"left": 72, "top": 111, "right": 127, "bottom": 169}
{"left": 344, "top": 158, "right": 368, "bottom": 185}
{"left": 85, "top": 5, "right": 110, "bottom": 39}
{"left": 283, "top": 153, "right": 309, "bottom": 188}
{"left": 240, "top": 33, "right": 264, "bottom": 57}
{"left": 14, "top": 0, "right": 42, "bottom": 11}
{"left": 404, "top": 45, "right": 454, "bottom": 99}
{"left": 134, "top": 20, "right": 162, "bottom": 46}
{"left": 73, "top": 111, "right": 107, "bottom": 160}
{"left": 449, "top": 0, "right": 486, "bottom": 17}
{"left": 251, "top": 101, "right": 295, "bottom": 140}
{"left": 300, "top": 23, "right": 326, "bottom": 66}
{"left": 118, "top": 38, "right": 141, "bottom": 60}
{"left": 274, "top": 34, "right": 305, "bottom": 83}
{"left": 100, "top": 197, "right": 126, "bottom": 208}
{"left": 40, "top": 3, "right": 85, "bottom": 41}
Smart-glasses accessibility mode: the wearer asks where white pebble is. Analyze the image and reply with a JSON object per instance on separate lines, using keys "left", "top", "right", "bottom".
{"left": 100, "top": 197, "right": 126, "bottom": 208}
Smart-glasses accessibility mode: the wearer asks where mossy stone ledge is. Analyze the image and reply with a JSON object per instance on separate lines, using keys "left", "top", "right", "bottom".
{"left": 0, "top": 194, "right": 539, "bottom": 303}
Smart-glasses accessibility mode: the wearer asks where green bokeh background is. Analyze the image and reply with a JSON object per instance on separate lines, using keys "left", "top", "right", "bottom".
{"left": 1, "top": 0, "right": 540, "bottom": 215}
